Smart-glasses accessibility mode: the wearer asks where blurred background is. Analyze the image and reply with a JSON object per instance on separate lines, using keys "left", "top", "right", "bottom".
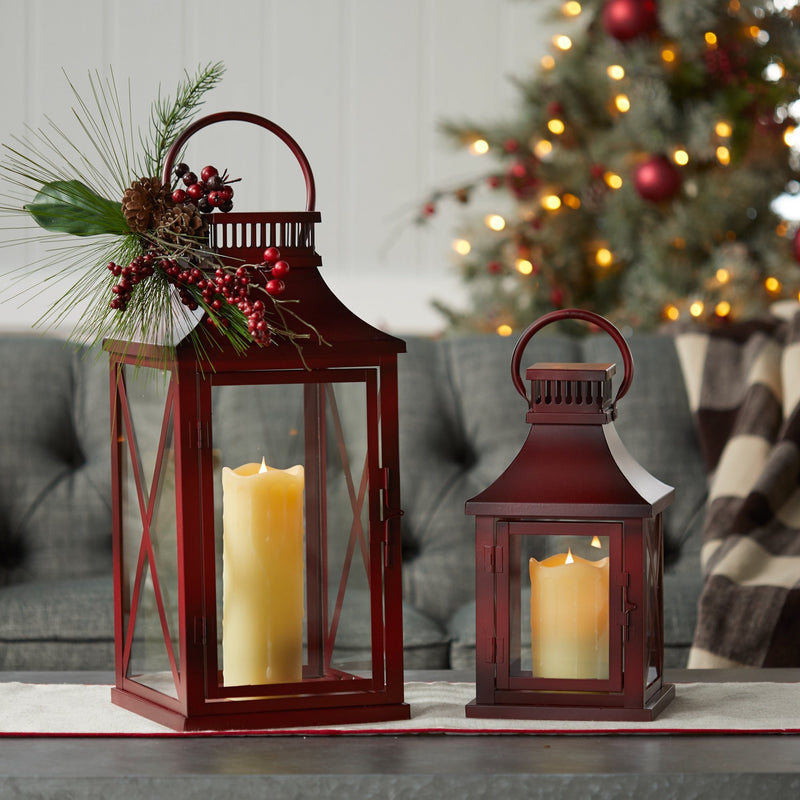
{"left": 0, "top": 0, "right": 555, "bottom": 336}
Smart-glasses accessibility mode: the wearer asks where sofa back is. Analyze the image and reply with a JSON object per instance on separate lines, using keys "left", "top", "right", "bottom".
{"left": 0, "top": 330, "right": 707, "bottom": 661}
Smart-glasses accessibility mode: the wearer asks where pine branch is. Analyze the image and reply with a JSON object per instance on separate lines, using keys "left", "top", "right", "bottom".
{"left": 144, "top": 62, "right": 226, "bottom": 178}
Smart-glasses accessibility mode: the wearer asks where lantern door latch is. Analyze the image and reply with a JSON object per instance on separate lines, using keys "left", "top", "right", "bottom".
{"left": 615, "top": 572, "right": 636, "bottom": 640}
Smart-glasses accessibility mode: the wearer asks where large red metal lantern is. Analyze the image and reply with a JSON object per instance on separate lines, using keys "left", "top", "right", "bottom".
{"left": 105, "top": 112, "right": 409, "bottom": 730}
{"left": 465, "top": 309, "right": 675, "bottom": 721}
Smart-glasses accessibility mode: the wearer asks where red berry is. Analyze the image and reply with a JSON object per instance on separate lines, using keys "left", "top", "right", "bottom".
{"left": 187, "top": 183, "right": 204, "bottom": 200}
{"left": 219, "top": 186, "right": 234, "bottom": 202}
{"left": 208, "top": 191, "right": 224, "bottom": 207}
{"left": 172, "top": 189, "right": 188, "bottom": 203}
{"left": 262, "top": 247, "right": 281, "bottom": 264}
{"left": 182, "top": 171, "right": 197, "bottom": 186}
{"left": 265, "top": 279, "right": 285, "bottom": 296}
{"left": 200, "top": 165, "right": 219, "bottom": 182}
{"left": 271, "top": 260, "right": 290, "bottom": 278}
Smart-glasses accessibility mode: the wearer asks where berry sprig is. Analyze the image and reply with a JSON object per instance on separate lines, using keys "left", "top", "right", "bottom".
{"left": 107, "top": 246, "right": 292, "bottom": 346}
{"left": 107, "top": 253, "right": 156, "bottom": 311}
{"left": 209, "top": 247, "right": 291, "bottom": 344}
{"left": 171, "top": 163, "right": 239, "bottom": 213}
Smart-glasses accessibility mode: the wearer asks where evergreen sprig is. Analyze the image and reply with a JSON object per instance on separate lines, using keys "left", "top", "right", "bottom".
{"left": 144, "top": 62, "right": 226, "bottom": 178}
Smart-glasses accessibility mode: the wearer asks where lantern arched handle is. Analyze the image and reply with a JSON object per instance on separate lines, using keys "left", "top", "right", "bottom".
{"left": 161, "top": 111, "right": 316, "bottom": 211}
{"left": 510, "top": 308, "right": 634, "bottom": 411}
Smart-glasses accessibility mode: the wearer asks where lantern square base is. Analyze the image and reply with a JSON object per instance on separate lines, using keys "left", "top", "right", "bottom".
{"left": 111, "top": 688, "right": 411, "bottom": 732}
{"left": 465, "top": 682, "right": 675, "bottom": 722}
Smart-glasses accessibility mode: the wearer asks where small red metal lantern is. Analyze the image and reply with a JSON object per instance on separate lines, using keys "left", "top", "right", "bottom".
{"left": 465, "top": 309, "right": 675, "bottom": 721}
{"left": 105, "top": 112, "right": 409, "bottom": 730}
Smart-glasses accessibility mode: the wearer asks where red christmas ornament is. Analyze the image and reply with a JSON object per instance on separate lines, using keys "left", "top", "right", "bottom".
{"left": 633, "top": 155, "right": 682, "bottom": 202}
{"left": 602, "top": 0, "right": 658, "bottom": 41}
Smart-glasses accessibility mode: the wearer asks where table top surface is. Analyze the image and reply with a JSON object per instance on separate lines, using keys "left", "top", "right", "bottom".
{"left": 2, "top": 669, "right": 799, "bottom": 799}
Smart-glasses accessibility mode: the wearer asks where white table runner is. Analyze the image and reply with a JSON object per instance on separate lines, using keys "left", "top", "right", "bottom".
{"left": 1, "top": 681, "right": 799, "bottom": 736}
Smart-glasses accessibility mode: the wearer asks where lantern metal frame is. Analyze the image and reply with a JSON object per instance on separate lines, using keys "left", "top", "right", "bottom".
{"left": 465, "top": 309, "right": 676, "bottom": 721}
{"left": 106, "top": 112, "right": 409, "bottom": 731}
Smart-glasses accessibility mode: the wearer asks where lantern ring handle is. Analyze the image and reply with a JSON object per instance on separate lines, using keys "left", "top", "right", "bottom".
{"left": 161, "top": 111, "right": 316, "bottom": 211}
{"left": 510, "top": 308, "right": 634, "bottom": 408}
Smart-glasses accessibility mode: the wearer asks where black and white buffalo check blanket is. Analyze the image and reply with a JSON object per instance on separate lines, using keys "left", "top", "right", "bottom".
{"left": 675, "top": 308, "right": 800, "bottom": 668}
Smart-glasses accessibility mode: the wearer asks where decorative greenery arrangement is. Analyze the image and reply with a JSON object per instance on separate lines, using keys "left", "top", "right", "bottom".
{"left": 0, "top": 63, "right": 305, "bottom": 357}
{"left": 420, "top": 0, "right": 800, "bottom": 334}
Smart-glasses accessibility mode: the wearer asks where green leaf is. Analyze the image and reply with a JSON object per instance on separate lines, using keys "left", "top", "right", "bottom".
{"left": 24, "top": 179, "right": 129, "bottom": 236}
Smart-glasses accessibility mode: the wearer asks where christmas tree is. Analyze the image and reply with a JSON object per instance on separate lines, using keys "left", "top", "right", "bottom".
{"left": 422, "top": 0, "right": 800, "bottom": 333}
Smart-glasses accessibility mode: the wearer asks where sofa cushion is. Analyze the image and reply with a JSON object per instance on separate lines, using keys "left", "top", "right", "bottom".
{"left": 0, "top": 337, "right": 111, "bottom": 585}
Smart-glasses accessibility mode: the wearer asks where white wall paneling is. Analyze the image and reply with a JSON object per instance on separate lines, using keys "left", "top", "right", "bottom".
{"left": 0, "top": 0, "right": 562, "bottom": 335}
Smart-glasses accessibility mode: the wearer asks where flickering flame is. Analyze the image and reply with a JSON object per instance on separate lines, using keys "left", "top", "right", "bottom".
{"left": 259, "top": 458, "right": 268, "bottom": 474}
{"left": 591, "top": 535, "right": 602, "bottom": 549}
{"left": 565, "top": 548, "right": 574, "bottom": 565}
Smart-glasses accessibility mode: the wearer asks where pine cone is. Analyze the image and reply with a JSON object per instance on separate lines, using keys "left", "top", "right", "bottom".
{"left": 122, "top": 177, "right": 171, "bottom": 233}
{"left": 155, "top": 203, "right": 208, "bottom": 245}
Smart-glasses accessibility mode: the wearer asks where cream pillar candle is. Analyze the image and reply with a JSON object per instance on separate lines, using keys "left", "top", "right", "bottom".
{"left": 529, "top": 549, "right": 609, "bottom": 680}
{"left": 222, "top": 459, "right": 304, "bottom": 686}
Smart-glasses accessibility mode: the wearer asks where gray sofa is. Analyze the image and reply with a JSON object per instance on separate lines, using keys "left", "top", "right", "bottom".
{"left": 0, "top": 329, "right": 707, "bottom": 672}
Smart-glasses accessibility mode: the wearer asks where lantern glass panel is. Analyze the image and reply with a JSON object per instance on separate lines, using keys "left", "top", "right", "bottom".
{"left": 508, "top": 530, "right": 611, "bottom": 681}
{"left": 117, "top": 364, "right": 181, "bottom": 698}
{"left": 210, "top": 371, "right": 379, "bottom": 692}
{"left": 644, "top": 516, "right": 665, "bottom": 687}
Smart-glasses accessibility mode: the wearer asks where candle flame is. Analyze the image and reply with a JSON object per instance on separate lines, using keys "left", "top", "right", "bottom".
{"left": 591, "top": 535, "right": 602, "bottom": 549}
{"left": 259, "top": 457, "right": 268, "bottom": 474}
{"left": 565, "top": 548, "right": 574, "bottom": 564}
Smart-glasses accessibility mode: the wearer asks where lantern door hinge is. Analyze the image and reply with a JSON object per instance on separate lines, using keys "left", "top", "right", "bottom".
{"left": 483, "top": 544, "right": 504, "bottom": 573}
{"left": 196, "top": 420, "right": 211, "bottom": 450}
{"left": 483, "top": 636, "right": 505, "bottom": 664}
{"left": 193, "top": 616, "right": 207, "bottom": 646}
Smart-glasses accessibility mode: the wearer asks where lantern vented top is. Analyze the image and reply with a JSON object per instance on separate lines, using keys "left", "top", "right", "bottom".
{"left": 526, "top": 362, "right": 616, "bottom": 424}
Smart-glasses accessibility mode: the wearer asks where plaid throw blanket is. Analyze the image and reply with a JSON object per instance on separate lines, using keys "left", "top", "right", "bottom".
{"left": 675, "top": 308, "right": 800, "bottom": 668}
